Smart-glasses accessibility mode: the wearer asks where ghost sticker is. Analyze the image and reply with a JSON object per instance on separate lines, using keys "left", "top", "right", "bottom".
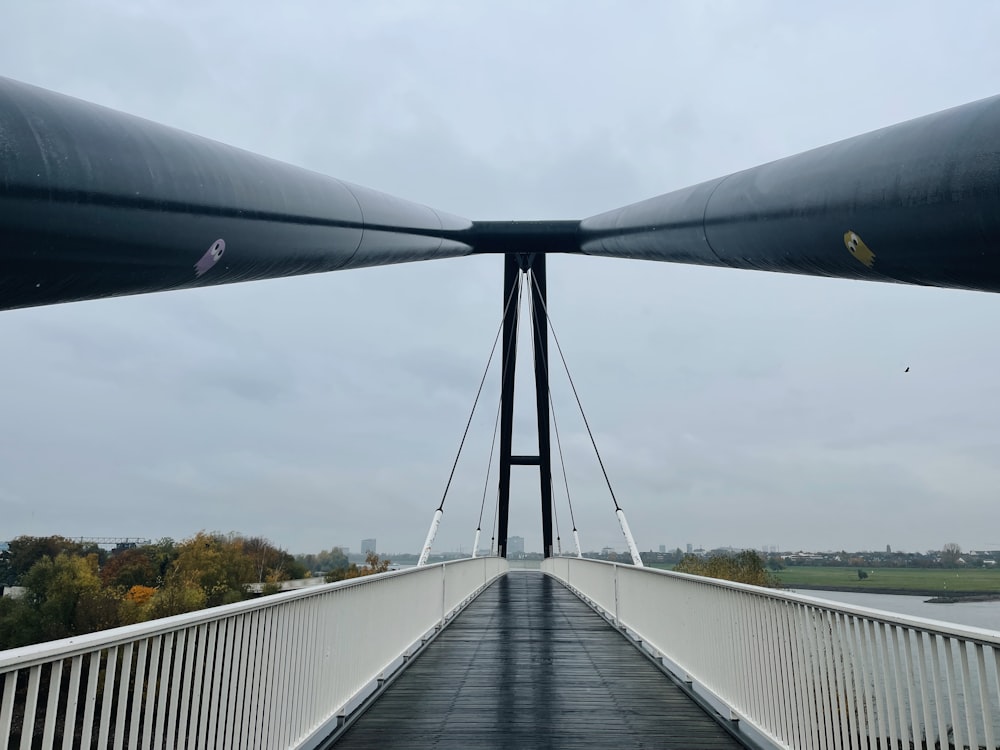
{"left": 195, "top": 239, "right": 226, "bottom": 277}
{"left": 844, "top": 231, "right": 875, "bottom": 268}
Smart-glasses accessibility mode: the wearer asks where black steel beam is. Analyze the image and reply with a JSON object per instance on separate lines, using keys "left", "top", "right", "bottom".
{"left": 496, "top": 254, "right": 520, "bottom": 559}
{"left": 467, "top": 221, "right": 579, "bottom": 255}
{"left": 0, "top": 77, "right": 473, "bottom": 311}
{"left": 6, "top": 77, "right": 1000, "bottom": 314}
{"left": 510, "top": 455, "right": 541, "bottom": 466}
{"left": 579, "top": 95, "right": 1000, "bottom": 293}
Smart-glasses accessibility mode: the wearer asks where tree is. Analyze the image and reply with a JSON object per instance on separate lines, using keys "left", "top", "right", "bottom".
{"left": 147, "top": 582, "right": 207, "bottom": 618}
{"left": 243, "top": 536, "right": 307, "bottom": 583}
{"left": 857, "top": 569, "right": 869, "bottom": 580}
{"left": 166, "top": 532, "right": 255, "bottom": 607}
{"left": 359, "top": 551, "right": 391, "bottom": 575}
{"left": 2, "top": 536, "right": 87, "bottom": 585}
{"left": 0, "top": 596, "right": 38, "bottom": 650}
{"left": 18, "top": 553, "right": 120, "bottom": 643}
{"left": 674, "top": 551, "right": 780, "bottom": 588}
{"left": 100, "top": 547, "right": 160, "bottom": 590}
{"left": 303, "top": 547, "right": 349, "bottom": 575}
{"left": 326, "top": 552, "right": 392, "bottom": 582}
{"left": 942, "top": 543, "right": 962, "bottom": 566}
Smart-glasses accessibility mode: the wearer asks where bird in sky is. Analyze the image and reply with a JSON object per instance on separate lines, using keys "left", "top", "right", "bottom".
{"left": 904, "top": 367, "right": 910, "bottom": 372}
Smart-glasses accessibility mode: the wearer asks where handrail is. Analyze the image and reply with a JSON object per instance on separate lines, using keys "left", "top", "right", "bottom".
{"left": 0, "top": 557, "right": 507, "bottom": 749}
{"left": 543, "top": 556, "right": 1000, "bottom": 750}
{"left": 549, "top": 556, "right": 1000, "bottom": 647}
{"left": 0, "top": 560, "right": 467, "bottom": 671}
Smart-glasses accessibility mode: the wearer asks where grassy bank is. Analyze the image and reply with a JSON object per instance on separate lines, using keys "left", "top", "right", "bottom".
{"left": 776, "top": 566, "right": 1000, "bottom": 594}
{"left": 648, "top": 564, "right": 1000, "bottom": 595}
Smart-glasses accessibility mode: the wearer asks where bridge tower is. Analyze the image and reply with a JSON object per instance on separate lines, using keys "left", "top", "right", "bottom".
{"left": 496, "top": 252, "right": 553, "bottom": 559}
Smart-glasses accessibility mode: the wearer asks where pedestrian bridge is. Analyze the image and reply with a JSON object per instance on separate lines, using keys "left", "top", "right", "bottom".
{"left": 3, "top": 558, "right": 1000, "bottom": 749}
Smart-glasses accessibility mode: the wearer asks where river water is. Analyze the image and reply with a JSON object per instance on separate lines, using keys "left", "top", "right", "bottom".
{"left": 797, "top": 589, "right": 1000, "bottom": 631}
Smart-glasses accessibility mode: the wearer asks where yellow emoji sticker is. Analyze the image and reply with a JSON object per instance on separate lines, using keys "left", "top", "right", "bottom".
{"left": 844, "top": 231, "right": 875, "bottom": 268}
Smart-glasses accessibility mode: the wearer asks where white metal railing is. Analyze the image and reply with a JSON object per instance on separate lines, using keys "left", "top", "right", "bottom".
{"left": 0, "top": 556, "right": 506, "bottom": 749}
{"left": 543, "top": 556, "right": 1000, "bottom": 750}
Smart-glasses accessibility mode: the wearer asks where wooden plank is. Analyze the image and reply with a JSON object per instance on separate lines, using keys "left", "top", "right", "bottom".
{"left": 333, "top": 571, "right": 747, "bottom": 749}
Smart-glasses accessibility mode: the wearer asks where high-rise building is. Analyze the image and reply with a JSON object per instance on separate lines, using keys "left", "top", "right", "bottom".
{"left": 658, "top": 544, "right": 666, "bottom": 553}
{"left": 362, "top": 538, "right": 376, "bottom": 555}
{"left": 686, "top": 543, "right": 693, "bottom": 554}
{"left": 508, "top": 536, "right": 525, "bottom": 557}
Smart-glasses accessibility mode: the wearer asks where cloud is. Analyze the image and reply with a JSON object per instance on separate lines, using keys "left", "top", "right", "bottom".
{"left": 3, "top": 2, "right": 1000, "bottom": 556}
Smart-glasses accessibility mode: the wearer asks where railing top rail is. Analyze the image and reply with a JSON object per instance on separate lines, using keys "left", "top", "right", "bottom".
{"left": 551, "top": 556, "right": 1000, "bottom": 647}
{"left": 0, "top": 555, "right": 499, "bottom": 671}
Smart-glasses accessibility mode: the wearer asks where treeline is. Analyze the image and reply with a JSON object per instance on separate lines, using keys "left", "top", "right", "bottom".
{"left": 293, "top": 548, "right": 392, "bottom": 583}
{"left": 295, "top": 547, "right": 350, "bottom": 575}
{"left": 0, "top": 532, "right": 306, "bottom": 650}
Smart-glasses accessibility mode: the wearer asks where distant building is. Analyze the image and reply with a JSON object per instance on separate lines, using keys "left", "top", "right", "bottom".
{"left": 686, "top": 543, "right": 693, "bottom": 554}
{"left": 658, "top": 544, "right": 666, "bottom": 553}
{"left": 886, "top": 544, "right": 892, "bottom": 553}
{"left": 361, "top": 539, "right": 376, "bottom": 555}
{"left": 508, "top": 536, "right": 525, "bottom": 557}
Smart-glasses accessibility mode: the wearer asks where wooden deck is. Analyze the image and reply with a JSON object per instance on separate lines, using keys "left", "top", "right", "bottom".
{"left": 330, "top": 571, "right": 747, "bottom": 749}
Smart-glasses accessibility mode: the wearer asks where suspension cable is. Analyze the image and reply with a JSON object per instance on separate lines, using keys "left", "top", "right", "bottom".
{"left": 529, "top": 272, "right": 622, "bottom": 511}
{"left": 436, "top": 277, "right": 520, "bottom": 513}
{"left": 473, "top": 397, "right": 502, "bottom": 558}
{"left": 476, "top": 277, "right": 522, "bottom": 530}
{"left": 528, "top": 287, "right": 580, "bottom": 537}
{"left": 529, "top": 271, "right": 639, "bottom": 564}
{"left": 527, "top": 283, "right": 581, "bottom": 556}
{"left": 528, "top": 284, "right": 563, "bottom": 555}
{"left": 477, "top": 398, "right": 503, "bottom": 533}
{"left": 418, "top": 276, "right": 521, "bottom": 567}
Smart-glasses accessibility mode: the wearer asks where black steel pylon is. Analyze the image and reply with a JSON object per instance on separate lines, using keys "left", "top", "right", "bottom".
{"left": 496, "top": 253, "right": 553, "bottom": 558}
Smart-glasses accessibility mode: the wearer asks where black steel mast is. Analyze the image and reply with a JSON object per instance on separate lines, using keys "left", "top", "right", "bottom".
{"left": 496, "top": 253, "right": 553, "bottom": 558}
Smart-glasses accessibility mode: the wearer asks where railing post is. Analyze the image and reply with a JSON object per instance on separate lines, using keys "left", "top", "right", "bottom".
{"left": 613, "top": 564, "right": 620, "bottom": 627}
{"left": 556, "top": 556, "right": 1000, "bottom": 750}
{"left": 0, "top": 558, "right": 505, "bottom": 749}
{"left": 441, "top": 563, "right": 447, "bottom": 626}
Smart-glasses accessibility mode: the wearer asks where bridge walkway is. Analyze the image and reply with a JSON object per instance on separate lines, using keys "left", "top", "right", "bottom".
{"left": 329, "top": 570, "right": 747, "bottom": 749}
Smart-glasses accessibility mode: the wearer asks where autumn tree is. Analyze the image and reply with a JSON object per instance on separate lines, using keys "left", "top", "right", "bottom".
{"left": 101, "top": 547, "right": 160, "bottom": 590}
{"left": 674, "top": 551, "right": 780, "bottom": 588}
{"left": 160, "top": 532, "right": 255, "bottom": 607}
{"left": 0, "top": 531, "right": 312, "bottom": 646}
{"left": 1, "top": 536, "right": 86, "bottom": 585}
{"left": 243, "top": 536, "right": 307, "bottom": 583}
{"left": 146, "top": 538, "right": 180, "bottom": 578}
{"left": 325, "top": 552, "right": 392, "bottom": 582}
{"left": 359, "top": 551, "right": 391, "bottom": 575}
{"left": 12, "top": 553, "right": 121, "bottom": 644}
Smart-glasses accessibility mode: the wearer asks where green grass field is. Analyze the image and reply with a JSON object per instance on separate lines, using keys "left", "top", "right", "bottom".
{"left": 776, "top": 566, "right": 1000, "bottom": 593}
{"left": 648, "top": 564, "right": 1000, "bottom": 593}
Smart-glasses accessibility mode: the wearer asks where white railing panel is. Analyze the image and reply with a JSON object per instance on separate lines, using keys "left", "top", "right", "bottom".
{"left": 0, "top": 557, "right": 506, "bottom": 749}
{"left": 543, "top": 557, "right": 1000, "bottom": 750}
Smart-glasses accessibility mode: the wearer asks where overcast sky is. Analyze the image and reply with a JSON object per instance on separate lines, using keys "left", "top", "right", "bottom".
{"left": 2, "top": 2, "right": 1000, "bottom": 556}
